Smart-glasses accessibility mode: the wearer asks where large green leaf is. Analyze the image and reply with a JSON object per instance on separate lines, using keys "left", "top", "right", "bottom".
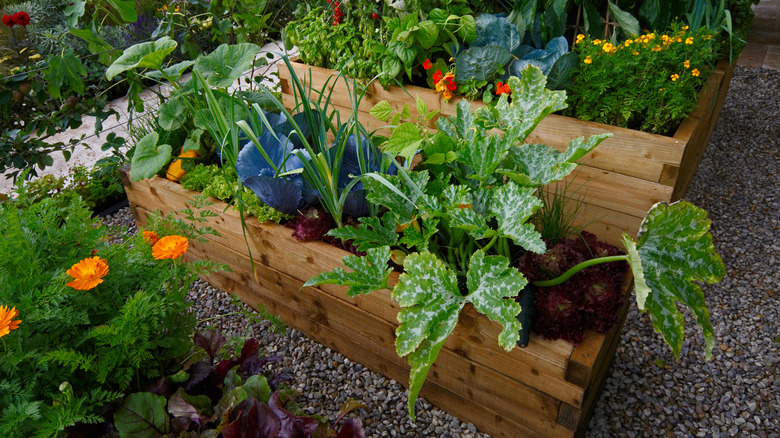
{"left": 415, "top": 20, "right": 440, "bottom": 49}
{"left": 490, "top": 182, "right": 545, "bottom": 253}
{"left": 45, "top": 51, "right": 87, "bottom": 99}
{"left": 157, "top": 97, "right": 188, "bottom": 131}
{"left": 364, "top": 171, "right": 428, "bottom": 224}
{"left": 130, "top": 132, "right": 172, "bottom": 182}
{"left": 623, "top": 201, "right": 725, "bottom": 359}
{"left": 476, "top": 67, "right": 567, "bottom": 145}
{"left": 106, "top": 0, "right": 138, "bottom": 23}
{"left": 454, "top": 45, "right": 512, "bottom": 84}
{"left": 406, "top": 337, "right": 446, "bottom": 420}
{"left": 465, "top": 251, "right": 526, "bottom": 349}
{"left": 503, "top": 133, "right": 611, "bottom": 187}
{"left": 459, "top": 131, "right": 512, "bottom": 183}
{"left": 106, "top": 37, "right": 178, "bottom": 80}
{"left": 381, "top": 122, "right": 424, "bottom": 164}
{"left": 326, "top": 214, "right": 399, "bottom": 251}
{"left": 64, "top": 0, "right": 86, "bottom": 27}
{"left": 114, "top": 392, "right": 170, "bottom": 438}
{"left": 194, "top": 43, "right": 261, "bottom": 88}
{"left": 303, "top": 246, "right": 393, "bottom": 297}
{"left": 448, "top": 207, "right": 495, "bottom": 240}
{"left": 608, "top": 1, "right": 641, "bottom": 36}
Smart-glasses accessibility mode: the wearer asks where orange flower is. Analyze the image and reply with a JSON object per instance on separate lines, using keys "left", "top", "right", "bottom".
{"left": 670, "top": 74, "right": 680, "bottom": 82}
{"left": 423, "top": 58, "right": 432, "bottom": 70}
{"left": 152, "top": 235, "right": 188, "bottom": 260}
{"left": 0, "top": 305, "right": 21, "bottom": 338}
{"left": 495, "top": 81, "right": 511, "bottom": 95}
{"left": 691, "top": 68, "right": 700, "bottom": 77}
{"left": 66, "top": 256, "right": 109, "bottom": 290}
{"left": 685, "top": 37, "right": 694, "bottom": 45}
{"left": 575, "top": 34, "right": 585, "bottom": 43}
{"left": 142, "top": 230, "right": 160, "bottom": 246}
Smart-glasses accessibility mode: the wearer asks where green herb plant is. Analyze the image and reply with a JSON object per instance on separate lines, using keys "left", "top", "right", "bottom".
{"left": 304, "top": 66, "right": 724, "bottom": 419}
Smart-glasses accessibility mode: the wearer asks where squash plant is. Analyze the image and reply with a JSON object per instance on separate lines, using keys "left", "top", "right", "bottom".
{"left": 304, "top": 66, "right": 724, "bottom": 419}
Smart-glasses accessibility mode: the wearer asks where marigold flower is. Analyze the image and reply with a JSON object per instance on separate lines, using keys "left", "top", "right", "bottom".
{"left": 670, "top": 74, "right": 680, "bottom": 81}
{"left": 152, "top": 235, "right": 188, "bottom": 260}
{"left": 142, "top": 230, "right": 160, "bottom": 246}
{"left": 13, "top": 11, "right": 29, "bottom": 26}
{"left": 0, "top": 305, "right": 21, "bottom": 338}
{"left": 685, "top": 37, "right": 694, "bottom": 45}
{"left": 652, "top": 46, "right": 662, "bottom": 52}
{"left": 683, "top": 59, "right": 690, "bottom": 68}
{"left": 602, "top": 42, "right": 615, "bottom": 53}
{"left": 583, "top": 56, "right": 592, "bottom": 64}
{"left": 423, "top": 58, "right": 432, "bottom": 70}
{"left": 677, "top": 37, "right": 683, "bottom": 42}
{"left": 66, "top": 256, "right": 109, "bottom": 290}
{"left": 495, "top": 81, "right": 511, "bottom": 95}
{"left": 163, "top": 5, "right": 168, "bottom": 11}
{"left": 174, "top": 6, "right": 180, "bottom": 12}
{"left": 576, "top": 34, "right": 585, "bottom": 43}
{"left": 682, "top": 25, "right": 689, "bottom": 30}
{"left": 691, "top": 68, "right": 700, "bottom": 77}
{"left": 432, "top": 69, "right": 442, "bottom": 85}
{"left": 592, "top": 39, "right": 602, "bottom": 45}
{"left": 632, "top": 50, "right": 639, "bottom": 56}
{"left": 2, "top": 14, "right": 15, "bottom": 27}
{"left": 625, "top": 39, "right": 633, "bottom": 45}
{"left": 659, "top": 87, "right": 666, "bottom": 92}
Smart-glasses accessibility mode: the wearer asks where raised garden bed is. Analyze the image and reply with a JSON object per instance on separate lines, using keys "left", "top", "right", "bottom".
{"left": 279, "top": 59, "right": 734, "bottom": 246}
{"left": 121, "top": 170, "right": 633, "bottom": 438}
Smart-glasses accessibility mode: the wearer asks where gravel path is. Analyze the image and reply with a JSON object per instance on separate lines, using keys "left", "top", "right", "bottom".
{"left": 102, "top": 66, "right": 779, "bottom": 437}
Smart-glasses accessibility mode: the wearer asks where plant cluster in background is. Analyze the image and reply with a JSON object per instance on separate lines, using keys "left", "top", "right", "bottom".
{"left": 565, "top": 24, "right": 720, "bottom": 134}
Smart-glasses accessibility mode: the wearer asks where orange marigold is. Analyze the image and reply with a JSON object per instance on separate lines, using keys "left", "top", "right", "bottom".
{"left": 683, "top": 59, "right": 690, "bottom": 69}
{"left": 152, "top": 235, "right": 188, "bottom": 260}
{"left": 66, "top": 256, "right": 109, "bottom": 290}
{"left": 583, "top": 56, "right": 592, "bottom": 64}
{"left": 670, "top": 74, "right": 680, "bottom": 81}
{"left": 691, "top": 68, "right": 700, "bottom": 77}
{"left": 0, "top": 305, "right": 21, "bottom": 338}
{"left": 142, "top": 230, "right": 160, "bottom": 246}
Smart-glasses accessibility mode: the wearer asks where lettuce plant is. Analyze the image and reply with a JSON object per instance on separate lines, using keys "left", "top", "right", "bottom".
{"left": 304, "top": 66, "right": 724, "bottom": 419}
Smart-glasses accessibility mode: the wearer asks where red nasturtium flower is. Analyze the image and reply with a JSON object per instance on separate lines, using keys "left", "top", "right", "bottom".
{"left": 152, "top": 235, "right": 188, "bottom": 260}
{"left": 66, "top": 256, "right": 109, "bottom": 290}
{"left": 432, "top": 69, "right": 442, "bottom": 85}
{"left": 13, "top": 11, "right": 30, "bottom": 26}
{"left": 2, "top": 14, "right": 15, "bottom": 27}
{"left": 495, "top": 81, "right": 511, "bottom": 95}
{"left": 423, "top": 58, "right": 432, "bottom": 70}
{"left": 142, "top": 230, "right": 160, "bottom": 246}
{"left": 0, "top": 305, "right": 21, "bottom": 338}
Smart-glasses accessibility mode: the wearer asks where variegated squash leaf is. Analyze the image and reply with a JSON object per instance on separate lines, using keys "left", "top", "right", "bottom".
{"left": 303, "top": 246, "right": 393, "bottom": 297}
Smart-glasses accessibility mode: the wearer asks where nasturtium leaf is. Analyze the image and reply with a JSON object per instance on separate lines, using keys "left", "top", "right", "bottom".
{"left": 381, "top": 122, "right": 423, "bottom": 164}
{"left": 490, "top": 182, "right": 545, "bottom": 253}
{"left": 130, "top": 132, "right": 172, "bottom": 181}
{"left": 45, "top": 51, "right": 87, "bottom": 99}
{"left": 114, "top": 392, "right": 170, "bottom": 438}
{"left": 364, "top": 171, "right": 428, "bottom": 224}
{"left": 194, "top": 43, "right": 261, "bottom": 88}
{"left": 624, "top": 201, "right": 725, "bottom": 359}
{"left": 106, "top": 37, "right": 177, "bottom": 80}
{"left": 459, "top": 131, "right": 512, "bottom": 183}
{"left": 369, "top": 100, "right": 394, "bottom": 123}
{"left": 398, "top": 216, "right": 439, "bottom": 252}
{"left": 326, "top": 214, "right": 399, "bottom": 251}
{"left": 304, "top": 246, "right": 393, "bottom": 297}
{"left": 406, "top": 338, "right": 447, "bottom": 420}
{"left": 393, "top": 251, "right": 463, "bottom": 357}
{"left": 465, "top": 251, "right": 526, "bottom": 349}
{"left": 448, "top": 207, "right": 495, "bottom": 240}
{"left": 477, "top": 67, "right": 567, "bottom": 145}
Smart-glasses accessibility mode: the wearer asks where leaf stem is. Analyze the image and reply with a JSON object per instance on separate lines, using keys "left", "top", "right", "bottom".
{"left": 481, "top": 235, "right": 499, "bottom": 253}
{"left": 532, "top": 255, "right": 628, "bottom": 287}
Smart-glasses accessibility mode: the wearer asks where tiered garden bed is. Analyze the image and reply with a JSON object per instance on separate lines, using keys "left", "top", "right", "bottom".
{"left": 279, "top": 60, "right": 734, "bottom": 246}
{"left": 121, "top": 170, "right": 633, "bottom": 438}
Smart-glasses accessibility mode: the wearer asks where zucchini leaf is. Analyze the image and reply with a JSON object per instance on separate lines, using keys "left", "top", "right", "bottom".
{"left": 303, "top": 246, "right": 393, "bottom": 297}
{"left": 623, "top": 201, "right": 725, "bottom": 359}
{"left": 326, "top": 214, "right": 399, "bottom": 251}
{"left": 490, "top": 182, "right": 545, "bottom": 253}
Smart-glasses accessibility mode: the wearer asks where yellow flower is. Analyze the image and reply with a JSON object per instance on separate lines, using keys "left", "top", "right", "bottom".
{"left": 174, "top": 6, "right": 180, "bottom": 12}
{"left": 659, "top": 88, "right": 666, "bottom": 92}
{"left": 632, "top": 50, "right": 639, "bottom": 56}
{"left": 66, "top": 256, "right": 109, "bottom": 290}
{"left": 625, "top": 39, "right": 633, "bottom": 45}
{"left": 152, "top": 235, "right": 188, "bottom": 260}
{"left": 583, "top": 56, "right": 593, "bottom": 64}
{"left": 652, "top": 46, "right": 662, "bottom": 52}
{"left": 682, "top": 25, "right": 689, "bottom": 30}
{"left": 677, "top": 37, "right": 683, "bottom": 42}
{"left": 0, "top": 305, "right": 21, "bottom": 338}
{"left": 683, "top": 59, "right": 690, "bottom": 68}
{"left": 685, "top": 37, "right": 694, "bottom": 45}
{"left": 691, "top": 68, "right": 700, "bottom": 77}
{"left": 163, "top": 5, "right": 168, "bottom": 11}
{"left": 670, "top": 74, "right": 680, "bottom": 82}
{"left": 28, "top": 54, "right": 42, "bottom": 61}
{"left": 142, "top": 230, "right": 160, "bottom": 246}
{"left": 602, "top": 42, "right": 615, "bottom": 53}
{"left": 592, "top": 39, "right": 602, "bottom": 45}
{"left": 576, "top": 34, "right": 585, "bottom": 43}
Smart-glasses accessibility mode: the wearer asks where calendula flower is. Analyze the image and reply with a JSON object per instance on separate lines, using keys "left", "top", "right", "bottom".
{"left": 576, "top": 34, "right": 585, "bottom": 43}
{"left": 0, "top": 305, "right": 21, "bottom": 338}
{"left": 691, "top": 68, "right": 700, "bottom": 77}
{"left": 583, "top": 56, "right": 592, "bottom": 64}
{"left": 670, "top": 74, "right": 680, "bottom": 81}
{"left": 142, "top": 230, "right": 160, "bottom": 246}
{"left": 152, "top": 235, "right": 188, "bottom": 260}
{"left": 495, "top": 81, "right": 511, "bottom": 95}
{"left": 66, "top": 256, "right": 109, "bottom": 290}
{"left": 683, "top": 59, "right": 690, "bottom": 68}
{"left": 625, "top": 39, "right": 633, "bottom": 45}
{"left": 423, "top": 58, "right": 432, "bottom": 70}
{"left": 652, "top": 46, "right": 662, "bottom": 52}
{"left": 685, "top": 37, "right": 694, "bottom": 45}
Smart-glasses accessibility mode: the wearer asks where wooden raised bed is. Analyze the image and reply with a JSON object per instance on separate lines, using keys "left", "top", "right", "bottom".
{"left": 121, "top": 171, "right": 633, "bottom": 438}
{"left": 279, "top": 60, "right": 734, "bottom": 246}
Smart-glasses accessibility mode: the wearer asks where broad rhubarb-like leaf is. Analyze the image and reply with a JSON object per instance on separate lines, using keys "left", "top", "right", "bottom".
{"left": 304, "top": 246, "right": 393, "bottom": 297}
{"left": 465, "top": 251, "right": 526, "bottom": 349}
{"left": 326, "top": 214, "right": 399, "bottom": 251}
{"left": 490, "top": 182, "right": 545, "bottom": 253}
{"left": 106, "top": 37, "right": 177, "bottom": 80}
{"left": 130, "top": 132, "right": 172, "bottom": 182}
{"left": 623, "top": 201, "right": 725, "bottom": 359}
{"left": 503, "top": 133, "right": 611, "bottom": 187}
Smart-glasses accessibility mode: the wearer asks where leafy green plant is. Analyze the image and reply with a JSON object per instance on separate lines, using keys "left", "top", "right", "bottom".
{"left": 0, "top": 192, "right": 224, "bottom": 437}
{"left": 304, "top": 67, "right": 724, "bottom": 419}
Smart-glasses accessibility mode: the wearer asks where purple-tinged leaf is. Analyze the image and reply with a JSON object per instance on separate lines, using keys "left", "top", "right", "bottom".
{"left": 269, "top": 372, "right": 293, "bottom": 390}
{"left": 336, "top": 418, "right": 365, "bottom": 438}
{"left": 193, "top": 330, "right": 227, "bottom": 360}
{"left": 170, "top": 416, "right": 195, "bottom": 435}
{"left": 269, "top": 391, "right": 320, "bottom": 437}
{"left": 239, "top": 338, "right": 261, "bottom": 365}
{"left": 241, "top": 354, "right": 282, "bottom": 377}
{"left": 217, "top": 359, "right": 238, "bottom": 377}
{"left": 114, "top": 392, "right": 170, "bottom": 438}
{"left": 184, "top": 361, "right": 215, "bottom": 391}
{"left": 222, "top": 398, "right": 281, "bottom": 438}
{"left": 144, "top": 377, "right": 171, "bottom": 398}
{"left": 168, "top": 388, "right": 204, "bottom": 429}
